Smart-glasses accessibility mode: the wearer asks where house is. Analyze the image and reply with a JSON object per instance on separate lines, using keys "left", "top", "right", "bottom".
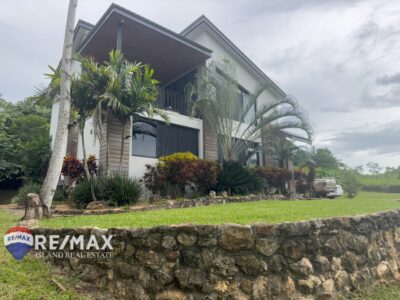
{"left": 50, "top": 3, "right": 307, "bottom": 178}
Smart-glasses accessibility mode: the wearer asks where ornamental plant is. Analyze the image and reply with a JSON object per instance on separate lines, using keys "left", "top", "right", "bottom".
{"left": 142, "top": 152, "right": 219, "bottom": 198}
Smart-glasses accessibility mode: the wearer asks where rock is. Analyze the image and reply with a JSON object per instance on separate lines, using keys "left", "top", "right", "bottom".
{"left": 212, "top": 256, "right": 238, "bottom": 276}
{"left": 209, "top": 191, "right": 217, "bottom": 198}
{"left": 256, "top": 238, "right": 280, "bottom": 256}
{"left": 161, "top": 235, "right": 177, "bottom": 249}
{"left": 282, "top": 240, "right": 305, "bottom": 260}
{"left": 221, "top": 191, "right": 228, "bottom": 198}
{"left": 331, "top": 257, "right": 342, "bottom": 272}
{"left": 165, "top": 250, "right": 180, "bottom": 262}
{"left": 177, "top": 233, "right": 198, "bottom": 247}
{"left": 218, "top": 225, "right": 254, "bottom": 252}
{"left": 239, "top": 279, "right": 253, "bottom": 294}
{"left": 315, "top": 256, "right": 330, "bottom": 273}
{"left": 155, "top": 290, "right": 187, "bottom": 300}
{"left": 317, "top": 279, "right": 336, "bottom": 299}
{"left": 298, "top": 275, "right": 321, "bottom": 294}
{"left": 290, "top": 258, "right": 314, "bottom": 277}
{"left": 341, "top": 252, "right": 358, "bottom": 273}
{"left": 235, "top": 255, "right": 260, "bottom": 275}
{"left": 175, "top": 268, "right": 205, "bottom": 289}
{"left": 135, "top": 250, "right": 161, "bottom": 270}
{"left": 376, "top": 261, "right": 390, "bottom": 278}
{"left": 86, "top": 201, "right": 109, "bottom": 210}
{"left": 202, "top": 250, "right": 213, "bottom": 271}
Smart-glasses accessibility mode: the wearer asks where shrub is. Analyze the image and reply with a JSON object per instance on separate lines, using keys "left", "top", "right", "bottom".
{"left": 340, "top": 169, "right": 361, "bottom": 198}
{"left": 101, "top": 173, "right": 142, "bottom": 206}
{"left": 71, "top": 174, "right": 142, "bottom": 208}
{"left": 13, "top": 183, "right": 42, "bottom": 206}
{"left": 61, "top": 156, "right": 84, "bottom": 180}
{"left": 61, "top": 155, "right": 98, "bottom": 180}
{"left": 142, "top": 152, "right": 219, "bottom": 198}
{"left": 254, "top": 167, "right": 291, "bottom": 194}
{"left": 217, "top": 161, "right": 263, "bottom": 195}
{"left": 192, "top": 160, "right": 219, "bottom": 195}
{"left": 71, "top": 179, "right": 103, "bottom": 209}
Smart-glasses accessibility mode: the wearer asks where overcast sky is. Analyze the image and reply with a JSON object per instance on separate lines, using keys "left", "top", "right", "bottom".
{"left": 1, "top": 0, "right": 399, "bottom": 170}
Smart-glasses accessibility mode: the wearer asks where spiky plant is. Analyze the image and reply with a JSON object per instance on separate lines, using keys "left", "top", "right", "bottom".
{"left": 186, "top": 60, "right": 312, "bottom": 164}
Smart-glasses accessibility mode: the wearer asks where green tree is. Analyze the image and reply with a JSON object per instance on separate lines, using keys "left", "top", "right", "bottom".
{"left": 312, "top": 148, "right": 339, "bottom": 169}
{"left": 366, "top": 161, "right": 382, "bottom": 174}
{"left": 0, "top": 97, "right": 51, "bottom": 185}
{"left": 186, "top": 60, "right": 312, "bottom": 163}
{"left": 341, "top": 169, "right": 361, "bottom": 198}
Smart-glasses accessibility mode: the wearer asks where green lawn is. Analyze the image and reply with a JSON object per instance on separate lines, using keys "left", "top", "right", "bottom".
{"left": 0, "top": 210, "right": 86, "bottom": 300}
{"left": 40, "top": 192, "right": 400, "bottom": 229}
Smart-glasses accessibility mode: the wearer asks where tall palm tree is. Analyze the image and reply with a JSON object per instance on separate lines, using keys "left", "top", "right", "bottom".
{"left": 186, "top": 60, "right": 312, "bottom": 164}
{"left": 39, "top": 0, "right": 78, "bottom": 217}
{"left": 92, "top": 50, "right": 168, "bottom": 172}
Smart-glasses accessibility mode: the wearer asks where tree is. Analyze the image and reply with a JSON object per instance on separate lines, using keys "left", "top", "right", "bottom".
{"left": 186, "top": 60, "right": 312, "bottom": 163}
{"left": 39, "top": 0, "right": 78, "bottom": 216}
{"left": 366, "top": 162, "right": 382, "bottom": 174}
{"left": 311, "top": 148, "right": 339, "bottom": 170}
{"left": 341, "top": 169, "right": 361, "bottom": 198}
{"left": 0, "top": 97, "right": 51, "bottom": 187}
{"left": 267, "top": 137, "right": 298, "bottom": 169}
{"left": 97, "top": 50, "right": 167, "bottom": 172}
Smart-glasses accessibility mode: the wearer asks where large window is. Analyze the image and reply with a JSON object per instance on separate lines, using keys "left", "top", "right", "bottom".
{"left": 132, "top": 119, "right": 199, "bottom": 158}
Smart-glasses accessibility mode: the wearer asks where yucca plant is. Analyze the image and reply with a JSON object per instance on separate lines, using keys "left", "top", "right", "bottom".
{"left": 101, "top": 173, "right": 143, "bottom": 206}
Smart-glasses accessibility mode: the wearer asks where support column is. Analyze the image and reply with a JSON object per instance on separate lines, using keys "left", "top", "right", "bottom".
{"left": 203, "top": 120, "right": 218, "bottom": 161}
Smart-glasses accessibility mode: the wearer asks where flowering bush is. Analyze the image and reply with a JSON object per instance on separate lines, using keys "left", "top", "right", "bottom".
{"left": 61, "top": 156, "right": 84, "bottom": 179}
{"left": 61, "top": 155, "right": 98, "bottom": 180}
{"left": 142, "top": 152, "right": 219, "bottom": 198}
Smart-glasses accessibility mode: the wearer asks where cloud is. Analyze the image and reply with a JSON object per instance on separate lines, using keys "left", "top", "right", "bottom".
{"left": 376, "top": 73, "right": 400, "bottom": 85}
{"left": 325, "top": 120, "right": 400, "bottom": 155}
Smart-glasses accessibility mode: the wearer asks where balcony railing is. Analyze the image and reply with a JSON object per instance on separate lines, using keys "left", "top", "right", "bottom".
{"left": 156, "top": 87, "right": 187, "bottom": 115}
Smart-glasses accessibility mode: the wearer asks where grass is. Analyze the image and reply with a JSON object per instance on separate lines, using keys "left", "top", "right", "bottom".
{"left": 359, "top": 283, "right": 400, "bottom": 299}
{"left": 40, "top": 192, "right": 400, "bottom": 229}
{"left": 0, "top": 210, "right": 87, "bottom": 300}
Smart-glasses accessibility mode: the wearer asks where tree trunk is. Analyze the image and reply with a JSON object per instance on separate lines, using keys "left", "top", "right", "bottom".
{"left": 106, "top": 110, "right": 110, "bottom": 174}
{"left": 119, "top": 119, "right": 126, "bottom": 172}
{"left": 40, "top": 0, "right": 78, "bottom": 217}
{"left": 80, "top": 127, "right": 97, "bottom": 202}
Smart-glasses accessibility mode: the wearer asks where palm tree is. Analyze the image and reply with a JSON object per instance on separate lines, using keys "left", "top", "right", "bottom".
{"left": 39, "top": 0, "right": 78, "bottom": 217}
{"left": 186, "top": 60, "right": 312, "bottom": 164}
{"left": 267, "top": 137, "right": 299, "bottom": 169}
{"left": 90, "top": 50, "right": 168, "bottom": 173}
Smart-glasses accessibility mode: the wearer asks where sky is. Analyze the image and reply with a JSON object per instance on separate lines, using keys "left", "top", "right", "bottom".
{"left": 1, "top": 0, "right": 399, "bottom": 170}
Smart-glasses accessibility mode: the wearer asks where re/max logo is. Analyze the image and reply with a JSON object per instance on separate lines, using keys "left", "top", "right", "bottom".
{"left": 34, "top": 235, "right": 113, "bottom": 251}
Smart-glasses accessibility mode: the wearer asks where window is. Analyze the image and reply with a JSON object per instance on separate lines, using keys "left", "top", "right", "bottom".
{"left": 132, "top": 119, "right": 199, "bottom": 158}
{"left": 132, "top": 121, "right": 157, "bottom": 158}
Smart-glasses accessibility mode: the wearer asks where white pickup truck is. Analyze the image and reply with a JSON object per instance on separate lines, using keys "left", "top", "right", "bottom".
{"left": 313, "top": 178, "right": 343, "bottom": 198}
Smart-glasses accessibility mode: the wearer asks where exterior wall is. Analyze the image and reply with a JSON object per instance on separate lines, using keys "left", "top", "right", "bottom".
{"left": 76, "top": 118, "right": 100, "bottom": 159}
{"left": 32, "top": 209, "right": 400, "bottom": 299}
{"left": 129, "top": 111, "right": 203, "bottom": 178}
{"left": 185, "top": 28, "right": 284, "bottom": 166}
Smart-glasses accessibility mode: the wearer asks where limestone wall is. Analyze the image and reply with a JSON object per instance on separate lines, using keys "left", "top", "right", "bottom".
{"left": 31, "top": 209, "right": 400, "bottom": 299}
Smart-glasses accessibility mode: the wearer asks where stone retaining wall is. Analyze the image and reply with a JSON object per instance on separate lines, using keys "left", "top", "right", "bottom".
{"left": 31, "top": 210, "right": 400, "bottom": 299}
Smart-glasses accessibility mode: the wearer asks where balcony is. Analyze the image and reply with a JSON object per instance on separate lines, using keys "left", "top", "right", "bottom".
{"left": 156, "top": 87, "right": 187, "bottom": 115}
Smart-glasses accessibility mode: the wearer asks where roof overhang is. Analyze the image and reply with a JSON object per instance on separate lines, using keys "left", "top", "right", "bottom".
{"left": 77, "top": 4, "right": 212, "bottom": 85}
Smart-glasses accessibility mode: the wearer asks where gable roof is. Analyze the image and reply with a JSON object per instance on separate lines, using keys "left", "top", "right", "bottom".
{"left": 76, "top": 3, "right": 212, "bottom": 56}
{"left": 181, "top": 15, "right": 286, "bottom": 98}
